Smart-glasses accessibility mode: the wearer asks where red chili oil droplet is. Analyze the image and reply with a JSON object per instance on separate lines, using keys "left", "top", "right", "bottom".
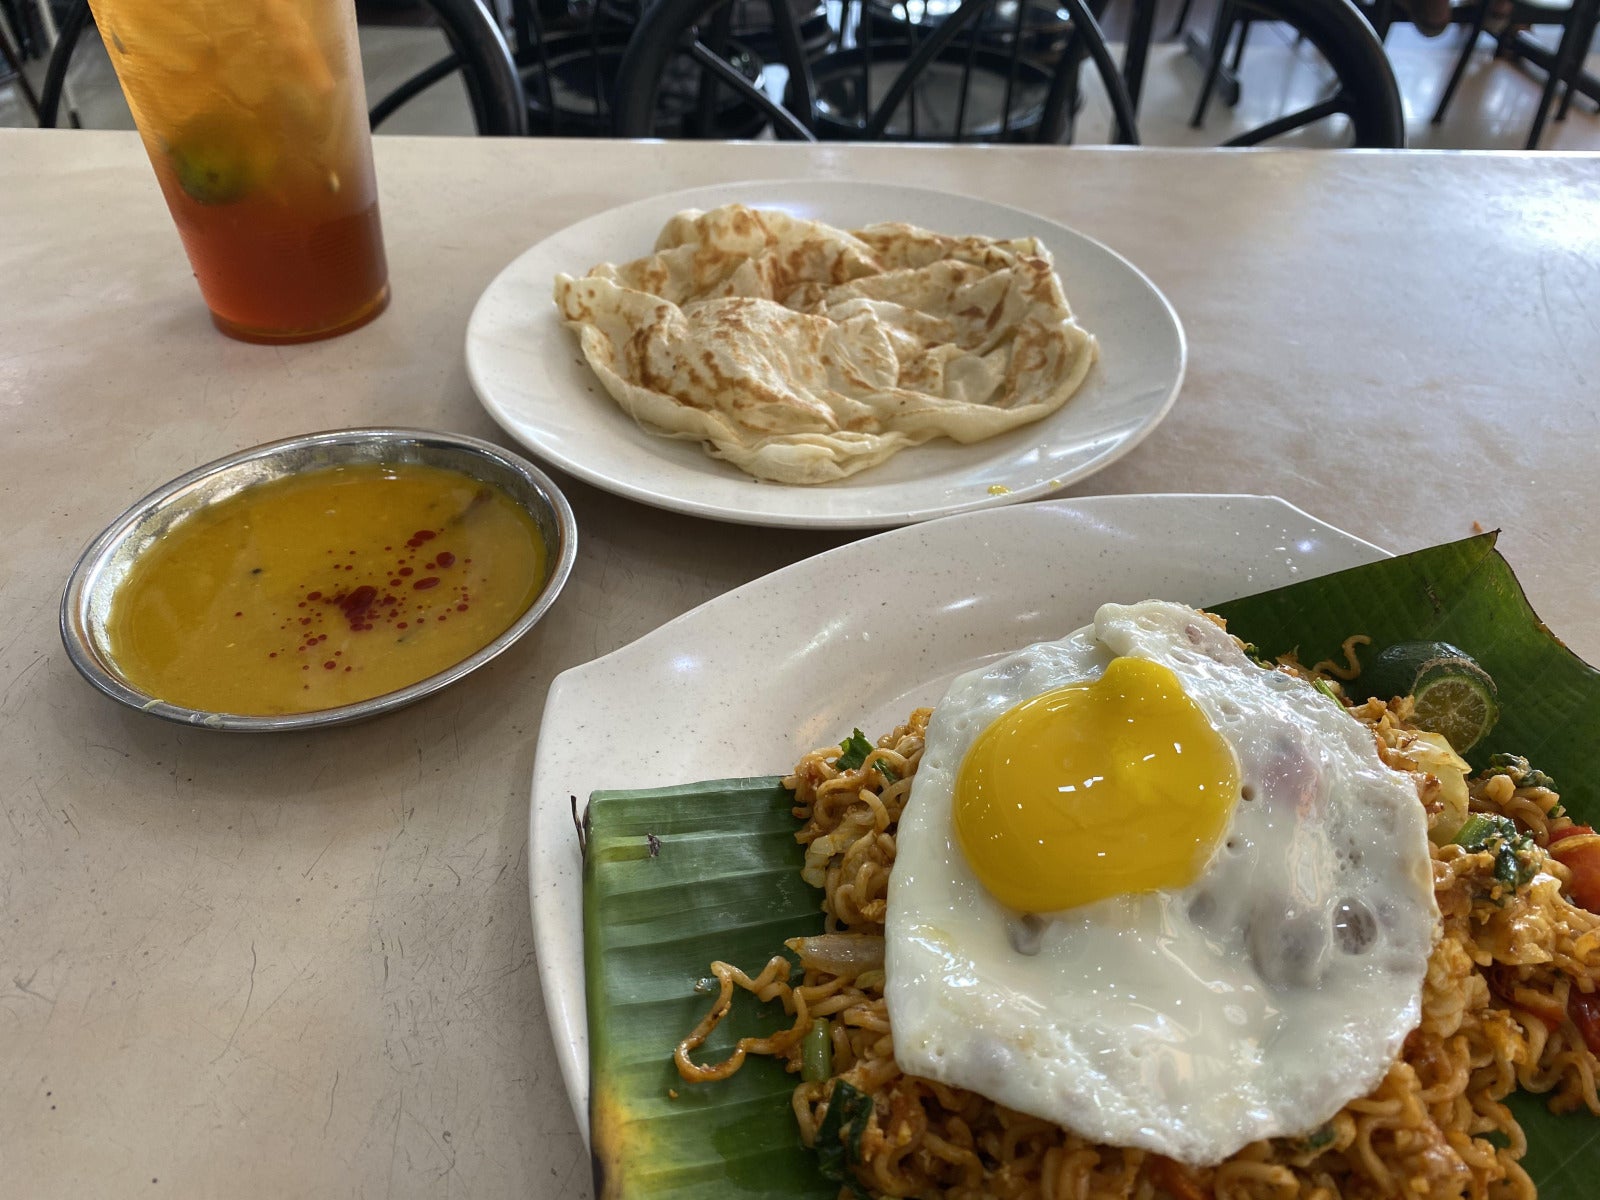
{"left": 234, "top": 611, "right": 242, "bottom": 618}
{"left": 307, "top": 591, "right": 321, "bottom": 601}
{"left": 269, "top": 652, "right": 277, "bottom": 659}
{"left": 345, "top": 666, "right": 352, "bottom": 672}
{"left": 398, "top": 567, "right": 413, "bottom": 577}
{"left": 397, "top": 622, "right": 408, "bottom": 630}
{"left": 334, "top": 651, "right": 342, "bottom": 657}
{"left": 298, "top": 601, "right": 306, "bottom": 609}
{"left": 456, "top": 604, "right": 468, "bottom": 613}
{"left": 302, "top": 665, "right": 310, "bottom": 671}
{"left": 412, "top": 577, "right": 441, "bottom": 591}
{"left": 324, "top": 661, "right": 336, "bottom": 670}
{"left": 414, "top": 529, "right": 436, "bottom": 542}
{"left": 435, "top": 551, "right": 456, "bottom": 568}
{"left": 300, "top": 617, "right": 312, "bottom": 626}
{"left": 424, "top": 561, "right": 436, "bottom": 571}
{"left": 437, "top": 614, "right": 447, "bottom": 621}
{"left": 390, "top": 579, "right": 401, "bottom": 587}
{"left": 348, "top": 550, "right": 356, "bottom": 556}
{"left": 341, "top": 585, "right": 378, "bottom": 618}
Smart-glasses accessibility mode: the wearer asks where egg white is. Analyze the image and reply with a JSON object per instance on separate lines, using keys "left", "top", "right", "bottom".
{"left": 884, "top": 600, "right": 1440, "bottom": 1166}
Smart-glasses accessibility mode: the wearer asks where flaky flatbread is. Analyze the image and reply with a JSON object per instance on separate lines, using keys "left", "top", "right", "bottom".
{"left": 554, "top": 204, "right": 1098, "bottom": 485}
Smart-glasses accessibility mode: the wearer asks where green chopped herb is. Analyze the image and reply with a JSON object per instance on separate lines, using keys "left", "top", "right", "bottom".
{"left": 1453, "top": 813, "right": 1538, "bottom": 894}
{"left": 835, "top": 730, "right": 874, "bottom": 771}
{"left": 872, "top": 758, "right": 900, "bottom": 784}
{"left": 802, "top": 1018, "right": 832, "bottom": 1083}
{"left": 1453, "top": 813, "right": 1517, "bottom": 850}
{"left": 1494, "top": 839, "right": 1539, "bottom": 892}
{"left": 1301, "top": 1124, "right": 1337, "bottom": 1151}
{"left": 1240, "top": 641, "right": 1274, "bottom": 668}
{"left": 814, "top": 1080, "right": 874, "bottom": 1198}
{"left": 1313, "top": 678, "right": 1344, "bottom": 705}
{"left": 1486, "top": 753, "right": 1558, "bottom": 792}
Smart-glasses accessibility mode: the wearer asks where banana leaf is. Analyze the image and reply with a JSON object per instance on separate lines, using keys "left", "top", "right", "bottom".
{"left": 585, "top": 535, "right": 1600, "bottom": 1198}
{"left": 584, "top": 778, "right": 826, "bottom": 1199}
{"left": 1210, "top": 531, "right": 1600, "bottom": 792}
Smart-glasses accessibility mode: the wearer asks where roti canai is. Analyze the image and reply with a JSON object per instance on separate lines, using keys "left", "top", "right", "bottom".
{"left": 553, "top": 204, "right": 1098, "bottom": 485}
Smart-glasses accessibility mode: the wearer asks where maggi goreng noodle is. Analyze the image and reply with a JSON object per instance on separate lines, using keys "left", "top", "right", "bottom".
{"left": 675, "top": 608, "right": 1600, "bottom": 1200}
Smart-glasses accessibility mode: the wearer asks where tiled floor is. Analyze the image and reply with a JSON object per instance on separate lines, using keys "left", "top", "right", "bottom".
{"left": 3, "top": 14, "right": 1597, "bottom": 148}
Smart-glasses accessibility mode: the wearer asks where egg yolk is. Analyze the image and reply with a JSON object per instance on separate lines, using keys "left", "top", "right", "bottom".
{"left": 952, "top": 657, "right": 1240, "bottom": 913}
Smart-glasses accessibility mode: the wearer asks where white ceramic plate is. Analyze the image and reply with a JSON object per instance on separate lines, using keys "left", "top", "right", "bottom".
{"left": 529, "top": 494, "right": 1389, "bottom": 1137}
{"left": 466, "top": 181, "right": 1185, "bottom": 529}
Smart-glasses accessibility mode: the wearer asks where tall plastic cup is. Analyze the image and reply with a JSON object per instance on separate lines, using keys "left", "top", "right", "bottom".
{"left": 91, "top": 0, "right": 390, "bottom": 342}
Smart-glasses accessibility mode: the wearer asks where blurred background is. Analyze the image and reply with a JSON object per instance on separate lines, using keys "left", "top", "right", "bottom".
{"left": 3, "top": 0, "right": 1596, "bottom": 148}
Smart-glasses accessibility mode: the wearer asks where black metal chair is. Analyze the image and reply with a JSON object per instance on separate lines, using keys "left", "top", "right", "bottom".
{"left": 1186, "top": 0, "right": 1407, "bottom": 146}
{"left": 609, "top": 0, "right": 1142, "bottom": 143}
{"left": 36, "top": 0, "right": 527, "bottom": 135}
{"left": 504, "top": 0, "right": 814, "bottom": 135}
{"left": 1430, "top": 0, "right": 1600, "bottom": 147}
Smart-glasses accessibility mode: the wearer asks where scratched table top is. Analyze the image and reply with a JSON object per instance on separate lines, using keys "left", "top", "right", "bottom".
{"left": 1, "top": 128, "right": 1597, "bottom": 1198}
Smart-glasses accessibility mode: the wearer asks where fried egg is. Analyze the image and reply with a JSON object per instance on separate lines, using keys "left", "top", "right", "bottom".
{"left": 884, "top": 600, "right": 1439, "bottom": 1166}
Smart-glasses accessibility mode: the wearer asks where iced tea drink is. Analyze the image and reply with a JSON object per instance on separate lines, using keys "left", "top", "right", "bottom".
{"left": 91, "top": 0, "right": 389, "bottom": 342}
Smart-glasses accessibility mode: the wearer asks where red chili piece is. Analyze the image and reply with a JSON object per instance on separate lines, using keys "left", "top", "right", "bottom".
{"left": 1549, "top": 824, "right": 1600, "bottom": 912}
{"left": 1569, "top": 991, "right": 1600, "bottom": 1056}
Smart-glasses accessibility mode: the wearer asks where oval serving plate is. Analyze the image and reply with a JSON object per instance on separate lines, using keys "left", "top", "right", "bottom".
{"left": 527, "top": 493, "right": 1388, "bottom": 1135}
{"left": 466, "top": 179, "right": 1185, "bottom": 530}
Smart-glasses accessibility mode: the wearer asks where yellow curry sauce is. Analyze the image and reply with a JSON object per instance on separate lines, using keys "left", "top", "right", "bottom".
{"left": 106, "top": 463, "right": 548, "bottom": 715}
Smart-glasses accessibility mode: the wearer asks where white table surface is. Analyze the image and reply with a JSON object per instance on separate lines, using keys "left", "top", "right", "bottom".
{"left": 2, "top": 129, "right": 1598, "bottom": 1199}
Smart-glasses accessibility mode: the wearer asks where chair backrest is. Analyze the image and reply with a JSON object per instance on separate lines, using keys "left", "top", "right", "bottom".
{"left": 1227, "top": 0, "right": 1405, "bottom": 148}
{"left": 36, "top": 0, "right": 528, "bottom": 136}
{"left": 610, "top": 0, "right": 1140, "bottom": 143}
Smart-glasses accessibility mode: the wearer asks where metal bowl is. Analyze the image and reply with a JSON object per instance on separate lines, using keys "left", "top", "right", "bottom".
{"left": 60, "top": 428, "right": 578, "bottom": 732}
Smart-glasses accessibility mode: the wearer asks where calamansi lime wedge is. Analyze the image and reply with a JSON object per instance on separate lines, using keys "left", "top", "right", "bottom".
{"left": 166, "top": 113, "right": 276, "bottom": 205}
{"left": 1363, "top": 640, "right": 1501, "bottom": 753}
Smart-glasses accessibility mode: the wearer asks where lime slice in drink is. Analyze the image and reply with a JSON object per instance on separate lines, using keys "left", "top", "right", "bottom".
{"left": 166, "top": 114, "right": 273, "bottom": 205}
{"left": 1363, "top": 640, "right": 1500, "bottom": 753}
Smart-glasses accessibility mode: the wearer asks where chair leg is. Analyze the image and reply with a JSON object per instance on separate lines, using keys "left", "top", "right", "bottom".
{"left": 1369, "top": 0, "right": 1396, "bottom": 40}
{"left": 1431, "top": 7, "right": 1488, "bottom": 124}
{"left": 0, "top": 15, "right": 42, "bottom": 123}
{"left": 29, "top": 0, "right": 82, "bottom": 126}
{"left": 1169, "top": 0, "right": 1195, "bottom": 39}
{"left": 1528, "top": 9, "right": 1586, "bottom": 146}
{"left": 1230, "top": 17, "right": 1252, "bottom": 72}
{"left": 1555, "top": 0, "right": 1599, "bottom": 120}
{"left": 1190, "top": 0, "right": 1237, "bottom": 127}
